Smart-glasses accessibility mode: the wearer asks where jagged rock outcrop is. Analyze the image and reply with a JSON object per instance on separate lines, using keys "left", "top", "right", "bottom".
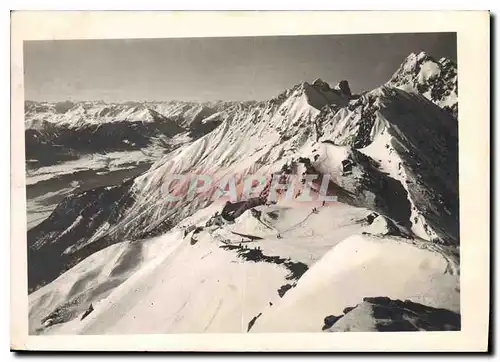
{"left": 335, "top": 80, "right": 352, "bottom": 98}
{"left": 312, "top": 78, "right": 331, "bottom": 92}
{"left": 322, "top": 297, "right": 460, "bottom": 332}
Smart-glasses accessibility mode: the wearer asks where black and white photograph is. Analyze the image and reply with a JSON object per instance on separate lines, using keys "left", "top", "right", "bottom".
{"left": 10, "top": 11, "right": 490, "bottom": 352}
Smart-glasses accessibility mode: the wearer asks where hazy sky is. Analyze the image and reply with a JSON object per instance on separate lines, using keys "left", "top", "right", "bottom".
{"left": 24, "top": 33, "right": 456, "bottom": 102}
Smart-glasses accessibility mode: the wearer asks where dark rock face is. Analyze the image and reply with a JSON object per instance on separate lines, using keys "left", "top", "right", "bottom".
{"left": 247, "top": 312, "right": 263, "bottom": 332}
{"left": 337, "top": 80, "right": 352, "bottom": 97}
{"left": 312, "top": 78, "right": 331, "bottom": 92}
{"left": 381, "top": 89, "right": 459, "bottom": 244}
{"left": 221, "top": 198, "right": 267, "bottom": 221}
{"left": 80, "top": 304, "right": 94, "bottom": 321}
{"left": 187, "top": 118, "right": 222, "bottom": 138}
{"left": 323, "top": 297, "right": 460, "bottom": 332}
{"left": 27, "top": 179, "right": 136, "bottom": 293}
{"left": 220, "top": 244, "right": 308, "bottom": 281}
{"left": 322, "top": 314, "right": 343, "bottom": 331}
{"left": 277, "top": 283, "right": 294, "bottom": 298}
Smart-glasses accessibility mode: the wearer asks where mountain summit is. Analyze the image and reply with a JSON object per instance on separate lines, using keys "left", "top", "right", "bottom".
{"left": 387, "top": 51, "right": 458, "bottom": 117}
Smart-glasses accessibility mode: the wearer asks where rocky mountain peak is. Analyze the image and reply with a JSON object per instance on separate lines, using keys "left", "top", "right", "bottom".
{"left": 334, "top": 80, "right": 352, "bottom": 97}
{"left": 387, "top": 52, "right": 458, "bottom": 117}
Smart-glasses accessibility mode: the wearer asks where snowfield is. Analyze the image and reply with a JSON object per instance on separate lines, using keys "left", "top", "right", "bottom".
{"left": 29, "top": 201, "right": 459, "bottom": 334}
{"left": 26, "top": 51, "right": 460, "bottom": 334}
{"left": 251, "top": 234, "right": 459, "bottom": 332}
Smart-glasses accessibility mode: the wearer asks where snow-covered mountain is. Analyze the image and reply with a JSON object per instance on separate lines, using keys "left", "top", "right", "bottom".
{"left": 26, "top": 52, "right": 460, "bottom": 334}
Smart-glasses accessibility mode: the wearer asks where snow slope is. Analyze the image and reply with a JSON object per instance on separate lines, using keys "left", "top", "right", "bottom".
{"left": 29, "top": 201, "right": 459, "bottom": 334}
{"left": 251, "top": 234, "right": 459, "bottom": 332}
